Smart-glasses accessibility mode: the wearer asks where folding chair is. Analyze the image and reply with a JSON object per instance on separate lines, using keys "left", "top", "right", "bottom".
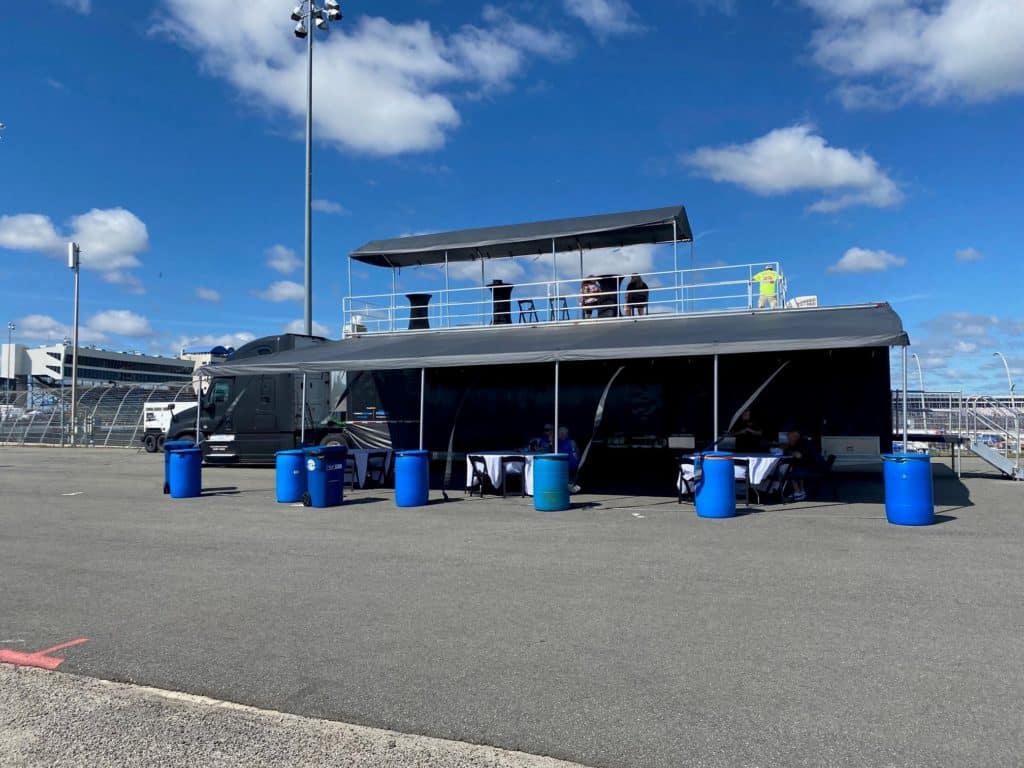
{"left": 753, "top": 457, "right": 793, "bottom": 504}
{"left": 677, "top": 457, "right": 696, "bottom": 504}
{"left": 548, "top": 297, "right": 570, "bottom": 321}
{"left": 500, "top": 455, "right": 527, "bottom": 498}
{"left": 518, "top": 300, "right": 540, "bottom": 323}
{"left": 344, "top": 455, "right": 358, "bottom": 490}
{"left": 364, "top": 451, "right": 388, "bottom": 488}
{"left": 466, "top": 455, "right": 496, "bottom": 497}
{"left": 734, "top": 457, "right": 751, "bottom": 507}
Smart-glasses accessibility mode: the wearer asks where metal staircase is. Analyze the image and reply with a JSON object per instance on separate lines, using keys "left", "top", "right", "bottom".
{"left": 963, "top": 396, "right": 1022, "bottom": 480}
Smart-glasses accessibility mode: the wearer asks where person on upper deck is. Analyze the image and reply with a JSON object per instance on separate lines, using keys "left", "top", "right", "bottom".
{"left": 752, "top": 264, "right": 780, "bottom": 309}
{"left": 580, "top": 277, "right": 601, "bottom": 319}
{"left": 624, "top": 274, "right": 649, "bottom": 316}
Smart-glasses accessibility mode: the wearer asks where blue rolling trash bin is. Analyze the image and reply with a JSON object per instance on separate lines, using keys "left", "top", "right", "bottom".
{"left": 275, "top": 449, "right": 307, "bottom": 503}
{"left": 694, "top": 452, "right": 737, "bottom": 519}
{"left": 168, "top": 447, "right": 202, "bottom": 499}
{"left": 882, "top": 453, "right": 935, "bottom": 526}
{"left": 533, "top": 453, "right": 570, "bottom": 512}
{"left": 395, "top": 450, "right": 430, "bottom": 507}
{"left": 162, "top": 440, "right": 195, "bottom": 494}
{"left": 303, "top": 445, "right": 347, "bottom": 508}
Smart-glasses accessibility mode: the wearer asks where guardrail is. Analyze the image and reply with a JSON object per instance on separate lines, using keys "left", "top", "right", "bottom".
{"left": 343, "top": 261, "right": 789, "bottom": 334}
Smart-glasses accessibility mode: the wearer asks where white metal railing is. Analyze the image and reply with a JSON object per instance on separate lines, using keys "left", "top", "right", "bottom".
{"left": 343, "top": 261, "right": 787, "bottom": 334}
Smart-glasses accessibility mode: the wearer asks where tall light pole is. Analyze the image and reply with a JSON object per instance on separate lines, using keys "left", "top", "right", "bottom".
{"left": 289, "top": 0, "right": 344, "bottom": 336}
{"left": 993, "top": 351, "right": 1015, "bottom": 411}
{"left": 6, "top": 321, "right": 14, "bottom": 404}
{"left": 912, "top": 352, "right": 926, "bottom": 431}
{"left": 68, "top": 242, "right": 81, "bottom": 446}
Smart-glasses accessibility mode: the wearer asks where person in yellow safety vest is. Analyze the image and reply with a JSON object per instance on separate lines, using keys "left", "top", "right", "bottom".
{"left": 752, "top": 264, "right": 780, "bottom": 309}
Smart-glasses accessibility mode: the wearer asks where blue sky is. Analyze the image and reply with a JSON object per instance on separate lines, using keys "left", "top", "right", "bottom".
{"left": 1, "top": 0, "right": 1023, "bottom": 392}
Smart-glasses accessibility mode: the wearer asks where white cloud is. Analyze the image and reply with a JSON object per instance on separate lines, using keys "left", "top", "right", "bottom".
{"left": 445, "top": 258, "right": 526, "bottom": 284}
{"left": 173, "top": 332, "right": 255, "bottom": 354}
{"left": 803, "top": 0, "right": 1024, "bottom": 106}
{"left": 311, "top": 198, "right": 348, "bottom": 216}
{"left": 955, "top": 340, "right": 978, "bottom": 354}
{"left": 15, "top": 314, "right": 73, "bottom": 342}
{"left": 54, "top": 0, "right": 90, "bottom": 12}
{"left": 0, "top": 207, "right": 149, "bottom": 291}
{"left": 265, "top": 244, "right": 300, "bottom": 274}
{"left": 87, "top": 309, "right": 154, "bottom": 338}
{"left": 563, "top": 0, "right": 642, "bottom": 39}
{"left": 828, "top": 247, "right": 906, "bottom": 273}
{"left": 955, "top": 246, "right": 984, "bottom": 262}
{"left": 283, "top": 319, "right": 332, "bottom": 338}
{"left": 687, "top": 124, "right": 902, "bottom": 212}
{"left": 256, "top": 280, "right": 305, "bottom": 302}
{"left": 196, "top": 286, "right": 222, "bottom": 302}
{"left": 158, "top": 2, "right": 571, "bottom": 155}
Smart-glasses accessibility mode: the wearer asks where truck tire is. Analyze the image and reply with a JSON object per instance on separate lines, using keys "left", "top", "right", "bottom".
{"left": 143, "top": 434, "right": 158, "bottom": 453}
{"left": 320, "top": 434, "right": 346, "bottom": 447}
{"left": 156, "top": 435, "right": 166, "bottom": 451}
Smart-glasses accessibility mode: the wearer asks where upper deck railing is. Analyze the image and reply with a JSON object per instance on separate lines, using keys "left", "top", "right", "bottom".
{"left": 342, "top": 261, "right": 794, "bottom": 335}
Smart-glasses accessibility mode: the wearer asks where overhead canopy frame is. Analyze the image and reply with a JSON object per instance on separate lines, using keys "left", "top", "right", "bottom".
{"left": 200, "top": 304, "right": 909, "bottom": 376}
{"left": 349, "top": 206, "right": 693, "bottom": 269}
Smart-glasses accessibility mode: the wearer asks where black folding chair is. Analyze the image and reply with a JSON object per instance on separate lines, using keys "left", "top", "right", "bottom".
{"left": 344, "top": 455, "right": 358, "bottom": 490}
{"left": 753, "top": 456, "right": 793, "bottom": 504}
{"left": 677, "top": 457, "right": 696, "bottom": 504}
{"left": 518, "top": 300, "right": 540, "bottom": 323}
{"left": 734, "top": 457, "right": 751, "bottom": 507}
{"left": 500, "top": 455, "right": 527, "bottom": 498}
{"left": 466, "top": 455, "right": 496, "bottom": 497}
{"left": 364, "top": 451, "right": 389, "bottom": 487}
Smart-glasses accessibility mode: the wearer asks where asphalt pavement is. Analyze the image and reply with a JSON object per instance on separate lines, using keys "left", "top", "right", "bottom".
{"left": 1, "top": 447, "right": 1023, "bottom": 768}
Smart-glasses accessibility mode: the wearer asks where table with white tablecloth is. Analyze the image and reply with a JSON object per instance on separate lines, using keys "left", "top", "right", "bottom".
{"left": 465, "top": 452, "right": 540, "bottom": 495}
{"left": 678, "top": 454, "right": 784, "bottom": 493}
{"left": 348, "top": 448, "right": 392, "bottom": 489}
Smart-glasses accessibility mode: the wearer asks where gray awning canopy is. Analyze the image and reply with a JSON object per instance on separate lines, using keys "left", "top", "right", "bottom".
{"left": 350, "top": 206, "right": 693, "bottom": 268}
{"left": 200, "top": 304, "right": 908, "bottom": 376}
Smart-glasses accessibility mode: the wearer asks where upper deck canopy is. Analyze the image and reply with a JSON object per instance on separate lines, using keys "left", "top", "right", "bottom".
{"left": 350, "top": 206, "right": 693, "bottom": 269}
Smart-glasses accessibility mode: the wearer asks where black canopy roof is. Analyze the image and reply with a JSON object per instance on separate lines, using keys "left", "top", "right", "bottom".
{"left": 202, "top": 304, "right": 908, "bottom": 375}
{"left": 350, "top": 206, "right": 693, "bottom": 268}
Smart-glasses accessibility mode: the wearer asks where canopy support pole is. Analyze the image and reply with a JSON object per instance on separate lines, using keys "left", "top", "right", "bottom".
{"left": 480, "top": 259, "right": 486, "bottom": 326}
{"left": 713, "top": 354, "right": 719, "bottom": 445}
{"left": 300, "top": 373, "right": 307, "bottom": 445}
{"left": 196, "top": 376, "right": 202, "bottom": 444}
{"left": 419, "top": 367, "right": 426, "bottom": 450}
{"left": 391, "top": 270, "right": 397, "bottom": 333}
{"left": 579, "top": 243, "right": 584, "bottom": 284}
{"left": 444, "top": 251, "right": 450, "bottom": 327}
{"left": 689, "top": 240, "right": 695, "bottom": 312}
{"left": 552, "top": 239, "right": 558, "bottom": 319}
{"left": 673, "top": 220, "right": 680, "bottom": 313}
{"left": 902, "top": 346, "right": 909, "bottom": 448}
{"left": 554, "top": 361, "right": 560, "bottom": 450}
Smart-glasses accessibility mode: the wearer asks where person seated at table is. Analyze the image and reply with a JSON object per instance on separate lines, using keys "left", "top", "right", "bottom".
{"left": 557, "top": 426, "right": 581, "bottom": 491}
{"left": 624, "top": 274, "right": 649, "bottom": 316}
{"left": 784, "top": 428, "right": 826, "bottom": 501}
{"left": 528, "top": 424, "right": 555, "bottom": 452}
{"left": 580, "top": 277, "right": 601, "bottom": 319}
{"left": 731, "top": 409, "right": 764, "bottom": 453}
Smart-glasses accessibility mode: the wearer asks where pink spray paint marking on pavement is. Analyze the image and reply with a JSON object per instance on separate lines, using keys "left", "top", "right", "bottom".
{"left": 0, "top": 637, "right": 89, "bottom": 670}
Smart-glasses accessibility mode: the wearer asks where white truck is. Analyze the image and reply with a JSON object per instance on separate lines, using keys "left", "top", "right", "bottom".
{"left": 141, "top": 401, "right": 197, "bottom": 452}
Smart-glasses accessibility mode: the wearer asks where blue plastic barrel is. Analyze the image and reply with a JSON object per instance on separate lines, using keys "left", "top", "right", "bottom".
{"left": 882, "top": 453, "right": 935, "bottom": 526}
{"left": 533, "top": 453, "right": 570, "bottom": 512}
{"left": 275, "top": 449, "right": 307, "bottom": 503}
{"left": 162, "top": 440, "right": 195, "bottom": 494}
{"left": 395, "top": 450, "right": 430, "bottom": 507}
{"left": 303, "top": 446, "right": 347, "bottom": 508}
{"left": 694, "top": 452, "right": 737, "bottom": 519}
{"left": 169, "top": 447, "right": 202, "bottom": 499}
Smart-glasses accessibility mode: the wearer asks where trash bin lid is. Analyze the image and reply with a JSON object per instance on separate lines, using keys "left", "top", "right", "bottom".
{"left": 277, "top": 449, "right": 306, "bottom": 456}
{"left": 883, "top": 452, "right": 930, "bottom": 461}
{"left": 396, "top": 449, "right": 428, "bottom": 457}
{"left": 533, "top": 453, "right": 568, "bottom": 462}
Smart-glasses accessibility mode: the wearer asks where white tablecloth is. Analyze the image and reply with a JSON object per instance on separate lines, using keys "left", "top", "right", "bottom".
{"left": 679, "top": 454, "right": 783, "bottom": 491}
{"left": 349, "top": 449, "right": 392, "bottom": 489}
{"left": 466, "top": 452, "right": 538, "bottom": 495}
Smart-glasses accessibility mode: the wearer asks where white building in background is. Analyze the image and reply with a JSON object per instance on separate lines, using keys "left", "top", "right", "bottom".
{"left": 180, "top": 345, "right": 233, "bottom": 370}
{"left": 1, "top": 342, "right": 194, "bottom": 392}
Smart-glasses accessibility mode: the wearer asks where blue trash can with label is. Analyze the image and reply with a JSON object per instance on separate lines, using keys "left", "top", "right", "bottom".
{"left": 162, "top": 440, "right": 195, "bottom": 494}
{"left": 694, "top": 452, "right": 737, "bottom": 519}
{"left": 882, "top": 453, "right": 935, "bottom": 526}
{"left": 275, "top": 449, "right": 307, "bottom": 503}
{"left": 303, "top": 445, "right": 347, "bottom": 508}
{"left": 533, "top": 453, "right": 570, "bottom": 512}
{"left": 168, "top": 447, "right": 202, "bottom": 499}
{"left": 394, "top": 450, "right": 430, "bottom": 507}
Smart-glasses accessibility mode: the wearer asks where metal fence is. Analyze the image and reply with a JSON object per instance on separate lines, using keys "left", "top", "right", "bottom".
{"left": 0, "top": 382, "right": 196, "bottom": 448}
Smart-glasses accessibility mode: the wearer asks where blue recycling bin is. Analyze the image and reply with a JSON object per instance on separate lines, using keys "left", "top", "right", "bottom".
{"left": 275, "top": 449, "right": 307, "bottom": 503}
{"left": 882, "top": 453, "right": 935, "bottom": 526}
{"left": 303, "top": 445, "right": 347, "bottom": 508}
{"left": 168, "top": 447, "right": 202, "bottom": 499}
{"left": 533, "top": 453, "right": 570, "bottom": 512}
{"left": 394, "top": 450, "right": 430, "bottom": 507}
{"left": 694, "top": 452, "right": 737, "bottom": 519}
{"left": 162, "top": 440, "right": 195, "bottom": 494}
